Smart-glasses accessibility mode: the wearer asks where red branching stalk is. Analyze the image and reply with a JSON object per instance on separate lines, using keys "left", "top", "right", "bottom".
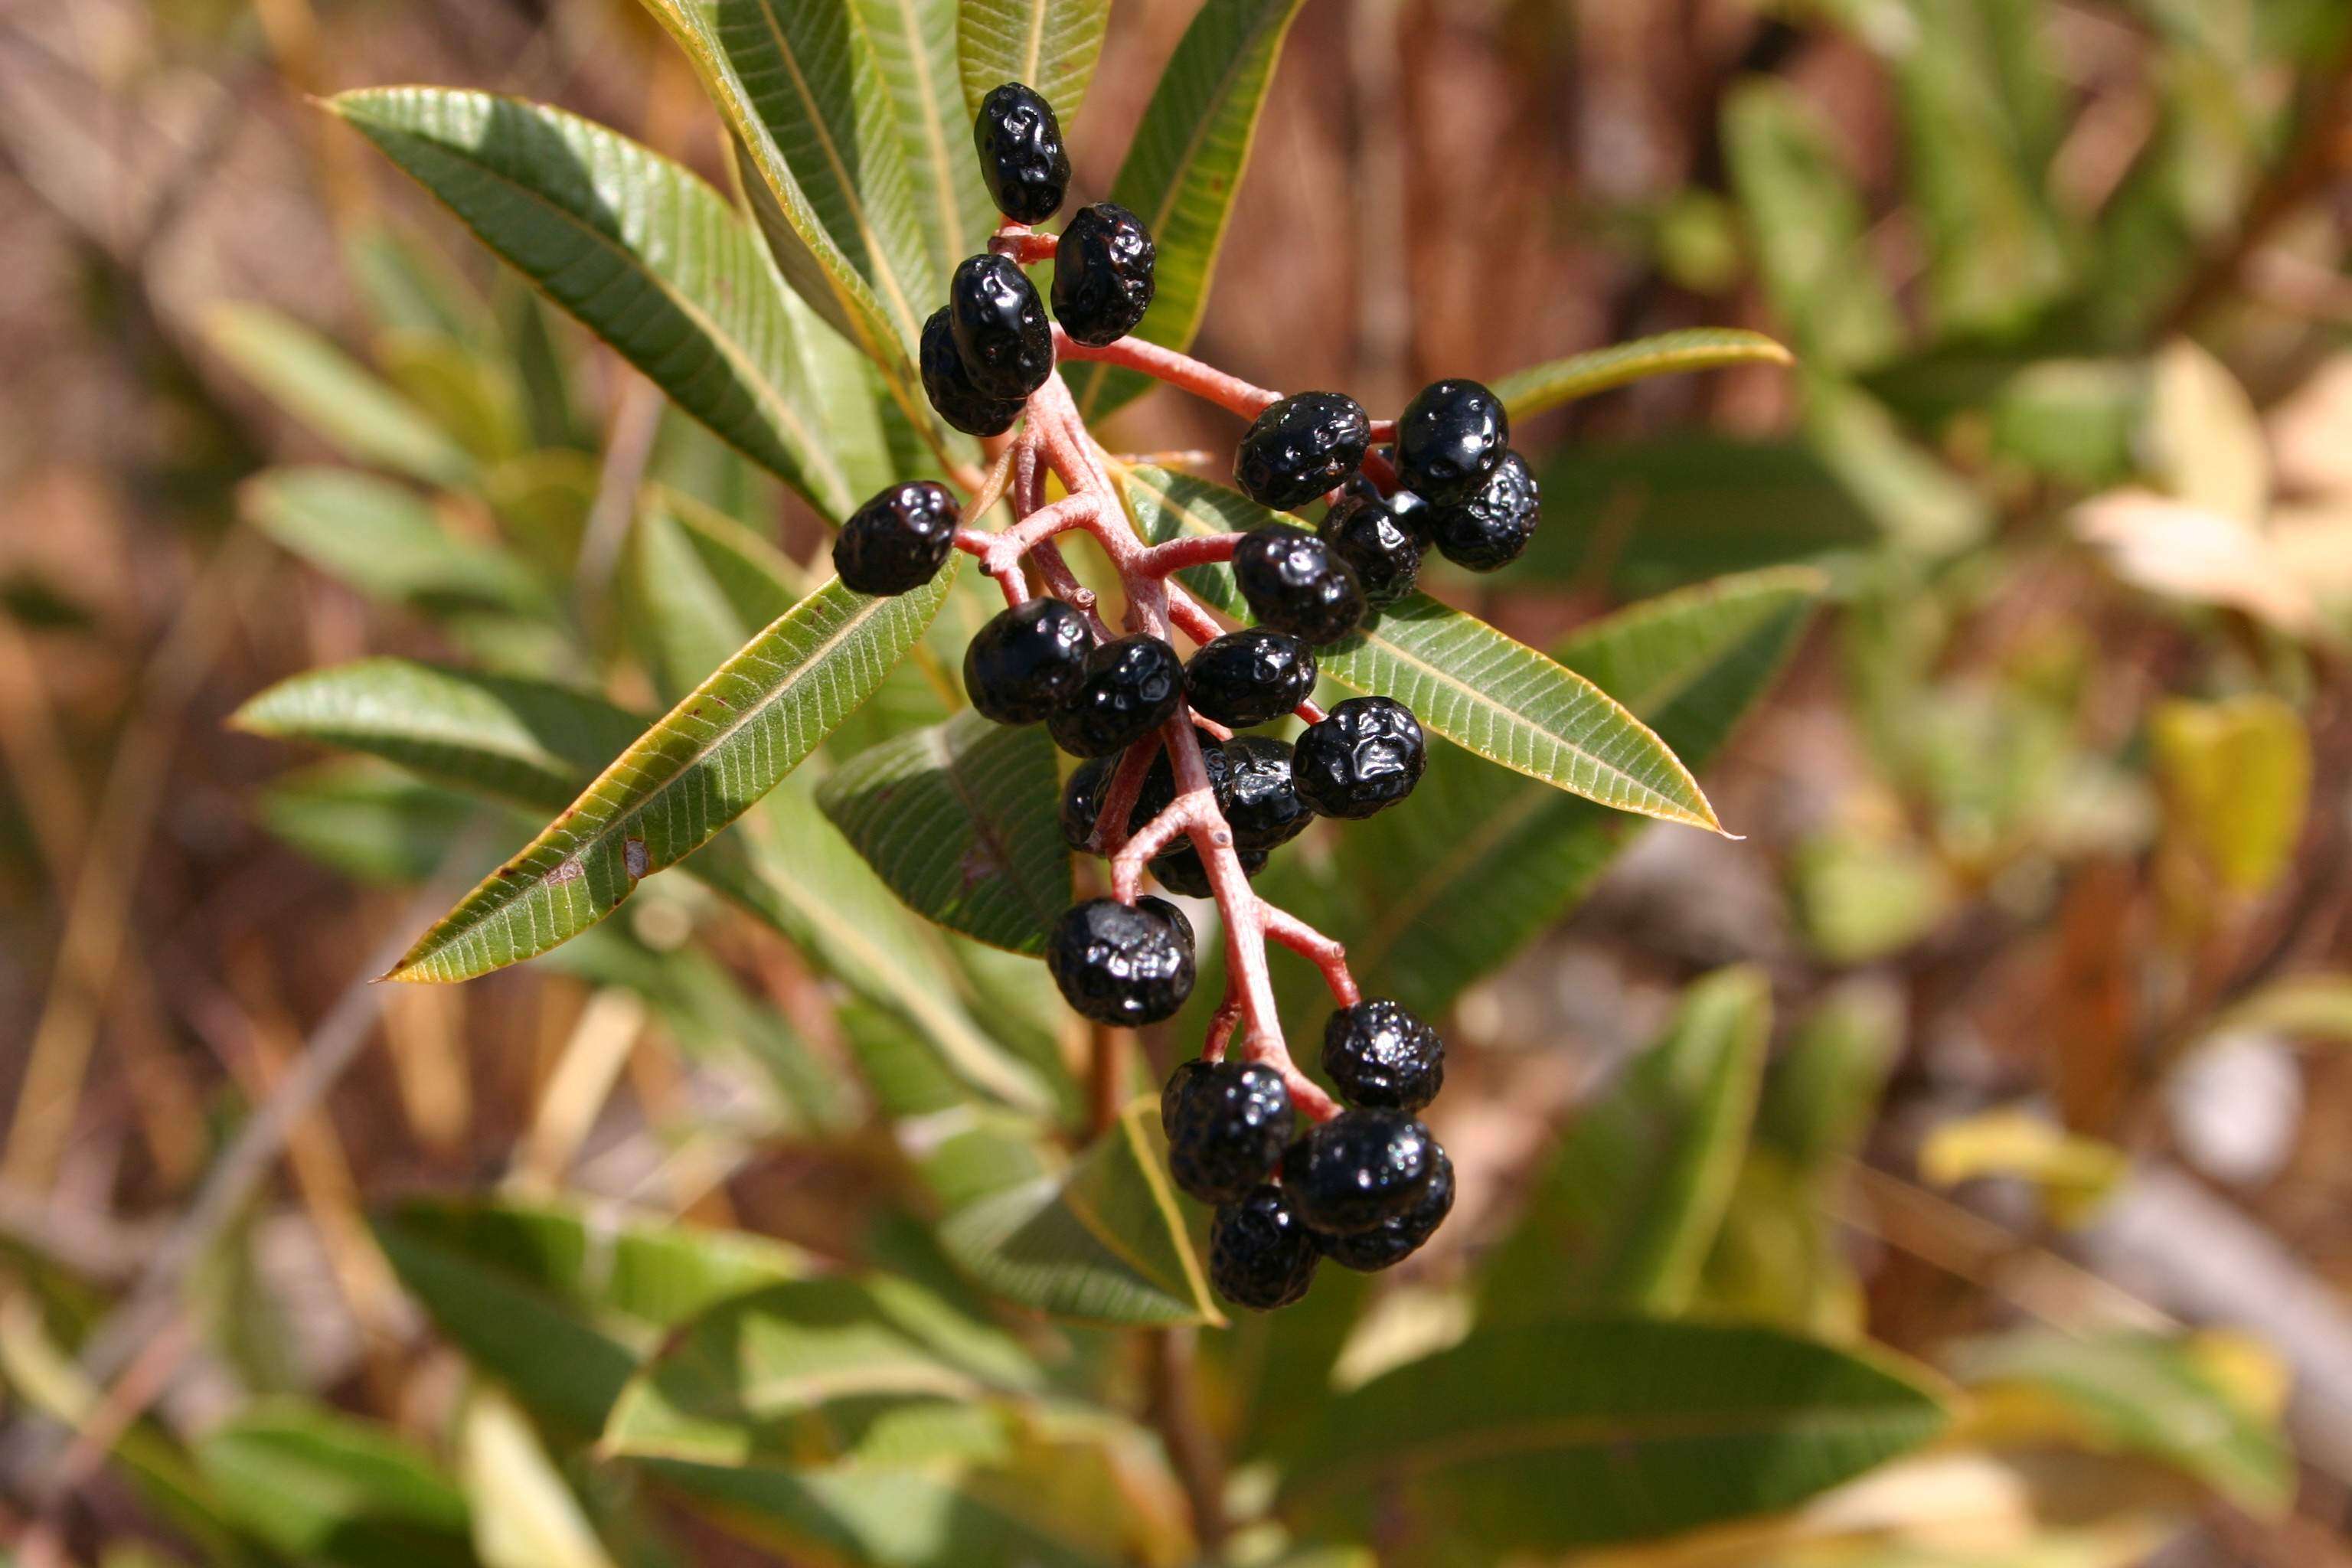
{"left": 956, "top": 266, "right": 1366, "bottom": 1122}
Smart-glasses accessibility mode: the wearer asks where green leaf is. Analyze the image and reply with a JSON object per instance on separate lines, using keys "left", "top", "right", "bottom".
{"left": 629, "top": 488, "right": 810, "bottom": 697}
{"left": 958, "top": 0, "right": 1112, "bottom": 124}
{"left": 459, "top": 1391, "right": 621, "bottom": 1568}
{"left": 243, "top": 467, "right": 548, "bottom": 617}
{"left": 255, "top": 760, "right": 485, "bottom": 887}
{"left": 387, "top": 573, "right": 953, "bottom": 982}
{"left": 857, "top": 0, "right": 997, "bottom": 276}
{"left": 378, "top": 328, "right": 531, "bottom": 467}
{"left": 196, "top": 1403, "right": 476, "bottom": 1568}
{"left": 331, "top": 87, "right": 865, "bottom": 519}
{"left": 1484, "top": 968, "right": 1772, "bottom": 1319}
{"left": 1069, "top": 0, "right": 1308, "bottom": 420}
{"left": 1118, "top": 463, "right": 1721, "bottom": 830}
{"left": 936, "top": 1097, "right": 1222, "bottom": 1326}
{"left": 1276, "top": 1318, "right": 1951, "bottom": 1552}
{"left": 1494, "top": 328, "right": 1793, "bottom": 421}
{"left": 818, "top": 710, "right": 1070, "bottom": 955}
{"left": 373, "top": 1197, "right": 806, "bottom": 1436}
{"left": 204, "top": 302, "right": 475, "bottom": 486}
{"left": 1955, "top": 1330, "right": 2294, "bottom": 1516}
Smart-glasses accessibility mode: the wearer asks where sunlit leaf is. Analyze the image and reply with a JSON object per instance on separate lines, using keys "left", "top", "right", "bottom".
{"left": 197, "top": 1403, "right": 475, "bottom": 1568}
{"left": 2150, "top": 694, "right": 2311, "bottom": 897}
{"left": 332, "top": 87, "right": 867, "bottom": 518}
{"left": 1494, "top": 328, "right": 1792, "bottom": 420}
{"left": 460, "top": 1390, "right": 620, "bottom": 1568}
{"left": 1277, "top": 1318, "right": 1951, "bottom": 1552}
{"left": 378, "top": 328, "right": 530, "bottom": 466}
{"left": 253, "top": 760, "right": 486, "bottom": 887}
{"left": 243, "top": 466, "right": 548, "bottom": 618}
{"left": 1918, "top": 1108, "right": 2127, "bottom": 1227}
{"left": 204, "top": 302, "right": 475, "bottom": 486}
{"left": 1070, "top": 0, "right": 1308, "bottom": 419}
{"left": 857, "top": 0, "right": 996, "bottom": 275}
{"left": 958, "top": 0, "right": 1112, "bottom": 124}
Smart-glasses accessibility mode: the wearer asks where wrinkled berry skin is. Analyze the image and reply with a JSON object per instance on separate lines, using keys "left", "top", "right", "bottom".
{"left": 1134, "top": 724, "right": 1236, "bottom": 824}
{"left": 1220, "top": 736, "right": 1313, "bottom": 851}
{"left": 1318, "top": 495, "right": 1423, "bottom": 609}
{"left": 1233, "top": 525, "right": 1365, "bottom": 645}
{"left": 1395, "top": 379, "right": 1508, "bottom": 504}
{"left": 1150, "top": 841, "right": 1267, "bottom": 897}
{"left": 1280, "top": 1109, "right": 1437, "bottom": 1235}
{"left": 1315, "top": 1145, "right": 1454, "bottom": 1271}
{"left": 974, "top": 83, "right": 1070, "bottom": 224}
{"left": 949, "top": 253, "right": 1054, "bottom": 400}
{"left": 1047, "top": 897, "right": 1194, "bottom": 1025}
{"left": 1321, "top": 999, "right": 1445, "bottom": 1111}
{"left": 1210, "top": 1184, "right": 1320, "bottom": 1310}
{"left": 921, "top": 307, "right": 1022, "bottom": 436}
{"left": 1428, "top": 451, "right": 1540, "bottom": 572}
{"left": 1293, "top": 696, "right": 1425, "bottom": 818}
{"left": 1052, "top": 202, "right": 1156, "bottom": 345}
{"left": 1060, "top": 756, "right": 1114, "bottom": 851}
{"left": 1047, "top": 636, "right": 1184, "bottom": 757}
{"left": 1164, "top": 1060, "right": 1295, "bottom": 1204}
{"left": 1184, "top": 629, "right": 1318, "bottom": 728}
{"left": 833, "top": 481, "right": 958, "bottom": 595}
{"left": 1234, "top": 392, "right": 1372, "bottom": 510}
{"left": 1138, "top": 894, "right": 1194, "bottom": 953}
{"left": 1342, "top": 472, "right": 1436, "bottom": 549}
{"left": 965, "top": 599, "right": 1091, "bottom": 724}
{"left": 1161, "top": 1057, "right": 1215, "bottom": 1141}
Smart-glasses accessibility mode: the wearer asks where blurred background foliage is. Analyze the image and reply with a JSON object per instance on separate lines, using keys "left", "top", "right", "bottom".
{"left": 6, "top": 0, "right": 2352, "bottom": 1563}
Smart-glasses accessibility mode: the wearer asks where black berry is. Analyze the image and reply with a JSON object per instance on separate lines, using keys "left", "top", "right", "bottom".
{"left": 1280, "top": 1109, "right": 1437, "bottom": 1235}
{"left": 1133, "top": 724, "right": 1236, "bottom": 825}
{"left": 1047, "top": 635, "right": 1184, "bottom": 757}
{"left": 1164, "top": 1060, "right": 1295, "bottom": 1204}
{"left": 1051, "top": 202, "right": 1155, "bottom": 346}
{"left": 1138, "top": 894, "right": 1194, "bottom": 953}
{"left": 1293, "top": 696, "right": 1424, "bottom": 818}
{"left": 949, "top": 253, "right": 1053, "bottom": 400}
{"left": 1321, "top": 999, "right": 1444, "bottom": 1111}
{"left": 1318, "top": 495, "right": 1423, "bottom": 609}
{"left": 1232, "top": 525, "right": 1364, "bottom": 645}
{"left": 1220, "top": 736, "right": 1313, "bottom": 851}
{"left": 1150, "top": 841, "right": 1267, "bottom": 898}
{"left": 1060, "top": 756, "right": 1114, "bottom": 851}
{"left": 1394, "top": 378, "right": 1508, "bottom": 505}
{"left": 1184, "top": 629, "right": 1318, "bottom": 728}
{"left": 1427, "top": 450, "right": 1540, "bottom": 572}
{"left": 832, "top": 481, "right": 958, "bottom": 595}
{"left": 974, "top": 82, "right": 1070, "bottom": 224}
{"left": 965, "top": 599, "right": 1091, "bottom": 724}
{"left": 1234, "top": 392, "right": 1372, "bottom": 510}
{"left": 922, "top": 307, "right": 1022, "bottom": 436}
{"left": 1161, "top": 1057, "right": 1214, "bottom": 1141}
{"left": 1047, "top": 897, "right": 1194, "bottom": 1026}
{"left": 1314, "top": 1145, "right": 1453, "bottom": 1272}
{"left": 1209, "top": 1184, "right": 1320, "bottom": 1311}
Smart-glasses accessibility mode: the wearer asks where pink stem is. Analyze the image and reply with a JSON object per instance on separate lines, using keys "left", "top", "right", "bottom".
{"left": 989, "top": 225, "right": 1060, "bottom": 264}
{"left": 1094, "top": 735, "right": 1163, "bottom": 858}
{"left": 1050, "top": 326, "right": 1282, "bottom": 421}
{"left": 1293, "top": 697, "right": 1326, "bottom": 726}
{"left": 1263, "top": 905, "right": 1361, "bottom": 1008}
{"left": 1138, "top": 533, "right": 1240, "bottom": 577}
{"left": 1165, "top": 583, "right": 1230, "bottom": 647}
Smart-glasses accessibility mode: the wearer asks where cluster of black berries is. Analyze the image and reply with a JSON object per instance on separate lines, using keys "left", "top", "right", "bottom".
{"left": 1164, "top": 1001, "right": 1454, "bottom": 1310}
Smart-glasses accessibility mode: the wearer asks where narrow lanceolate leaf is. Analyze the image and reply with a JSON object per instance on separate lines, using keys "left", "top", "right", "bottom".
{"left": 857, "top": 0, "right": 997, "bottom": 276}
{"left": 331, "top": 87, "right": 861, "bottom": 519}
{"left": 243, "top": 466, "right": 549, "bottom": 616}
{"left": 196, "top": 1403, "right": 475, "bottom": 1568}
{"left": 958, "top": 0, "right": 1112, "bottom": 124}
{"left": 204, "top": 304, "right": 474, "bottom": 486}
{"left": 818, "top": 710, "right": 1070, "bottom": 955}
{"left": 388, "top": 573, "right": 953, "bottom": 982}
{"left": 1494, "top": 328, "right": 1794, "bottom": 421}
{"left": 1119, "top": 463, "right": 1721, "bottom": 830}
{"left": 1328, "top": 567, "right": 1823, "bottom": 1014}
{"left": 1482, "top": 968, "right": 1772, "bottom": 1320}
{"left": 1070, "top": 0, "right": 1307, "bottom": 420}
{"left": 1277, "top": 1319, "right": 1951, "bottom": 1552}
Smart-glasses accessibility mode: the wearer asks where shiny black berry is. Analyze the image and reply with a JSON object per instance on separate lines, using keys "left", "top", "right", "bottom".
{"left": 1395, "top": 378, "right": 1508, "bottom": 505}
{"left": 1184, "top": 629, "right": 1318, "bottom": 728}
{"left": 1060, "top": 756, "right": 1114, "bottom": 851}
{"left": 1293, "top": 696, "right": 1424, "bottom": 819}
{"left": 1314, "top": 1145, "right": 1453, "bottom": 1271}
{"left": 1280, "top": 1109, "right": 1437, "bottom": 1235}
{"left": 1047, "top": 897, "right": 1194, "bottom": 1026}
{"left": 1138, "top": 894, "right": 1194, "bottom": 954}
{"left": 1338, "top": 472, "right": 1436, "bottom": 548}
{"left": 1052, "top": 202, "right": 1155, "bottom": 346}
{"left": 1232, "top": 525, "right": 1364, "bottom": 645}
{"left": 1210, "top": 1184, "right": 1320, "bottom": 1310}
{"left": 1164, "top": 1060, "right": 1295, "bottom": 1204}
{"left": 1047, "top": 635, "right": 1184, "bottom": 757}
{"left": 1149, "top": 841, "right": 1267, "bottom": 898}
{"left": 1318, "top": 495, "right": 1423, "bottom": 609}
{"left": 1133, "top": 724, "right": 1236, "bottom": 824}
{"left": 949, "top": 253, "right": 1053, "bottom": 400}
{"left": 921, "top": 307, "right": 1022, "bottom": 436}
{"left": 833, "top": 481, "right": 958, "bottom": 595}
{"left": 1220, "top": 736, "right": 1313, "bottom": 851}
{"left": 974, "top": 82, "right": 1070, "bottom": 224}
{"left": 1234, "top": 392, "right": 1372, "bottom": 510}
{"left": 1161, "top": 1057, "right": 1214, "bottom": 1141}
{"left": 965, "top": 599, "right": 1091, "bottom": 724}
{"left": 1427, "top": 450, "right": 1540, "bottom": 572}
{"left": 1321, "top": 999, "right": 1444, "bottom": 1111}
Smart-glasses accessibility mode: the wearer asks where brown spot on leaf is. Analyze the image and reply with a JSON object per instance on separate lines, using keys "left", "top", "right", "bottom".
{"left": 625, "top": 837, "right": 649, "bottom": 881}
